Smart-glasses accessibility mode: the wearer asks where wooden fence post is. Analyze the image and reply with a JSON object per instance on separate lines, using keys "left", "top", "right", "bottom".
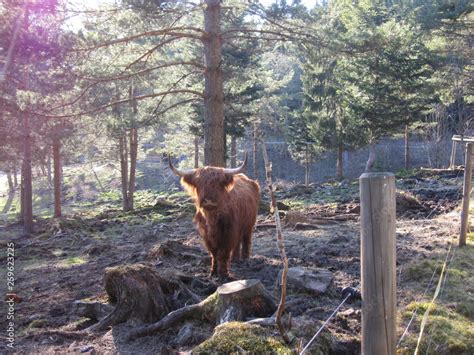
{"left": 360, "top": 172, "right": 396, "bottom": 355}
{"left": 450, "top": 140, "right": 457, "bottom": 168}
{"left": 460, "top": 143, "right": 473, "bottom": 247}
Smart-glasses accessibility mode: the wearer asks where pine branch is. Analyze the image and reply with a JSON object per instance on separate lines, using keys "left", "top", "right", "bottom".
{"left": 76, "top": 27, "right": 205, "bottom": 52}
{"left": 35, "top": 89, "right": 204, "bottom": 119}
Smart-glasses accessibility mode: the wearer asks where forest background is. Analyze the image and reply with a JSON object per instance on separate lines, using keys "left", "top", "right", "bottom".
{"left": 0, "top": 0, "right": 472, "bottom": 232}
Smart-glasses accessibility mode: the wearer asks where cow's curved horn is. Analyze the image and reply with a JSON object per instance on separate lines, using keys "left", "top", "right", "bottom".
{"left": 223, "top": 152, "right": 248, "bottom": 175}
{"left": 168, "top": 155, "right": 196, "bottom": 177}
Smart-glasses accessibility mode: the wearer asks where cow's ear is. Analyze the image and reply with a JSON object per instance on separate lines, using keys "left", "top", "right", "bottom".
{"left": 180, "top": 174, "right": 196, "bottom": 195}
{"left": 222, "top": 173, "right": 235, "bottom": 191}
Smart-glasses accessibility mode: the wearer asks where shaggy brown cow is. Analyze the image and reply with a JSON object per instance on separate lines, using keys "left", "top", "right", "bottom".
{"left": 169, "top": 155, "right": 260, "bottom": 277}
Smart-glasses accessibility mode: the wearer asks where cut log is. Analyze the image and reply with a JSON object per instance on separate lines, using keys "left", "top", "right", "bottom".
{"left": 127, "top": 279, "right": 276, "bottom": 340}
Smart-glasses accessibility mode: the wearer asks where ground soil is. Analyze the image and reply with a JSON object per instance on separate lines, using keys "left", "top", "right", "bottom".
{"left": 0, "top": 169, "right": 466, "bottom": 354}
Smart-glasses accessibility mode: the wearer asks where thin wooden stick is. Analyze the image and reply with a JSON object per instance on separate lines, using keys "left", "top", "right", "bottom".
{"left": 261, "top": 140, "right": 290, "bottom": 344}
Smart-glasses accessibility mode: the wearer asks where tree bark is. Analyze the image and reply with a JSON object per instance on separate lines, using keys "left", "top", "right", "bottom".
{"left": 53, "top": 136, "right": 62, "bottom": 218}
{"left": 6, "top": 170, "right": 14, "bottom": 191}
{"left": 127, "top": 128, "right": 138, "bottom": 211}
{"left": 22, "top": 110, "right": 33, "bottom": 234}
{"left": 13, "top": 164, "right": 18, "bottom": 188}
{"left": 194, "top": 136, "right": 199, "bottom": 168}
{"left": 253, "top": 124, "right": 258, "bottom": 180}
{"left": 119, "top": 133, "right": 129, "bottom": 212}
{"left": 304, "top": 145, "right": 310, "bottom": 187}
{"left": 47, "top": 151, "right": 52, "bottom": 187}
{"left": 125, "top": 82, "right": 139, "bottom": 212}
{"left": 40, "top": 161, "right": 47, "bottom": 177}
{"left": 203, "top": 0, "right": 225, "bottom": 167}
{"left": 404, "top": 124, "right": 410, "bottom": 169}
{"left": 365, "top": 143, "right": 377, "bottom": 173}
{"left": 230, "top": 135, "right": 237, "bottom": 168}
{"left": 20, "top": 167, "right": 24, "bottom": 221}
{"left": 336, "top": 143, "right": 343, "bottom": 179}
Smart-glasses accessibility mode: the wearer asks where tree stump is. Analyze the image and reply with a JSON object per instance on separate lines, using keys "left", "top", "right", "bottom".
{"left": 128, "top": 279, "right": 276, "bottom": 340}
{"left": 215, "top": 279, "right": 277, "bottom": 324}
{"left": 84, "top": 264, "right": 208, "bottom": 332}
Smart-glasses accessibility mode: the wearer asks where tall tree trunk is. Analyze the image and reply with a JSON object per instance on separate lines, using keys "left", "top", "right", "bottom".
{"left": 223, "top": 132, "right": 227, "bottom": 167}
{"left": 53, "top": 136, "right": 62, "bottom": 218}
{"left": 457, "top": 94, "right": 466, "bottom": 163}
{"left": 119, "top": 134, "right": 129, "bottom": 212}
{"left": 336, "top": 143, "right": 344, "bottom": 180}
{"left": 40, "top": 161, "right": 47, "bottom": 176}
{"left": 365, "top": 143, "right": 377, "bottom": 173}
{"left": 203, "top": 0, "right": 224, "bottom": 167}
{"left": 230, "top": 135, "right": 237, "bottom": 168}
{"left": 22, "top": 109, "right": 33, "bottom": 233}
{"left": 125, "top": 83, "right": 139, "bottom": 212}
{"left": 127, "top": 128, "right": 138, "bottom": 211}
{"left": 404, "top": 124, "right": 410, "bottom": 169}
{"left": 20, "top": 166, "right": 25, "bottom": 221}
{"left": 6, "top": 170, "right": 14, "bottom": 191}
{"left": 253, "top": 124, "right": 258, "bottom": 180}
{"left": 47, "top": 151, "right": 52, "bottom": 187}
{"left": 304, "top": 145, "right": 310, "bottom": 187}
{"left": 13, "top": 164, "right": 18, "bottom": 187}
{"left": 194, "top": 136, "right": 199, "bottom": 168}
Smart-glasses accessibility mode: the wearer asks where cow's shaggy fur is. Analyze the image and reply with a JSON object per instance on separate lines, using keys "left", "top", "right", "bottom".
{"left": 180, "top": 167, "right": 260, "bottom": 277}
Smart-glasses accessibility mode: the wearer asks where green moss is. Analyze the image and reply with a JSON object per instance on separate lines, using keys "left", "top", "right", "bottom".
{"left": 399, "top": 303, "right": 474, "bottom": 354}
{"left": 399, "top": 243, "right": 474, "bottom": 353}
{"left": 63, "top": 256, "right": 87, "bottom": 266}
{"left": 193, "top": 322, "right": 292, "bottom": 354}
{"left": 396, "top": 168, "right": 420, "bottom": 179}
{"left": 404, "top": 260, "right": 441, "bottom": 282}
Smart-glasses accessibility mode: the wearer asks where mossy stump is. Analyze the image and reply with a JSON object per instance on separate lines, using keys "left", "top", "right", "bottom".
{"left": 84, "top": 264, "right": 201, "bottom": 332}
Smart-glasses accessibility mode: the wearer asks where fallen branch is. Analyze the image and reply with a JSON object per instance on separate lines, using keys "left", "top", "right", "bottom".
{"left": 293, "top": 223, "right": 320, "bottom": 231}
{"left": 255, "top": 223, "right": 277, "bottom": 230}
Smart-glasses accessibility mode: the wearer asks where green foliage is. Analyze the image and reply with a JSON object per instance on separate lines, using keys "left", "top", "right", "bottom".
{"left": 337, "top": 2, "right": 435, "bottom": 142}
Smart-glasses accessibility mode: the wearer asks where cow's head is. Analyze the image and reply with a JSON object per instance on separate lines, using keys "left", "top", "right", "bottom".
{"left": 169, "top": 154, "right": 247, "bottom": 210}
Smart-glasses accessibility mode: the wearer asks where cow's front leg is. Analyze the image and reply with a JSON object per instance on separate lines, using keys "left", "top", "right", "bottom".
{"left": 216, "top": 249, "right": 231, "bottom": 278}
{"left": 208, "top": 246, "right": 218, "bottom": 277}
{"left": 210, "top": 255, "right": 218, "bottom": 276}
{"left": 231, "top": 241, "right": 241, "bottom": 262}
